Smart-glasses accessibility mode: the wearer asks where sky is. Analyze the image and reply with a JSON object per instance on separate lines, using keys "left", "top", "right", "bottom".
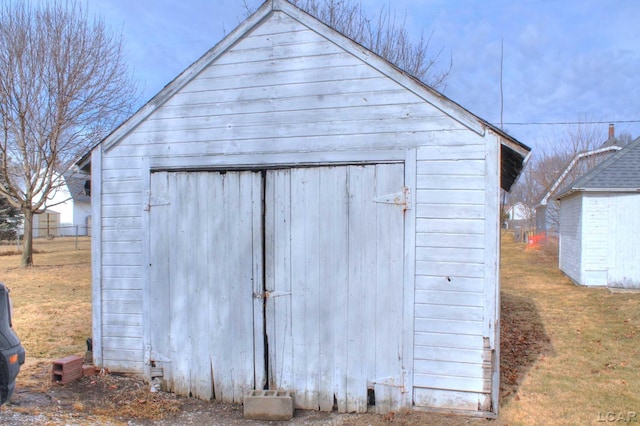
{"left": 86, "top": 0, "right": 640, "bottom": 153}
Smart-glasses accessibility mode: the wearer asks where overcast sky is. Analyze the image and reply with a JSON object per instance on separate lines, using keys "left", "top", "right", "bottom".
{"left": 87, "top": 0, "right": 640, "bottom": 152}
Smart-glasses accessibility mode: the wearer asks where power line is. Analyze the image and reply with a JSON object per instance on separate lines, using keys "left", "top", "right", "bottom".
{"left": 496, "top": 120, "right": 640, "bottom": 126}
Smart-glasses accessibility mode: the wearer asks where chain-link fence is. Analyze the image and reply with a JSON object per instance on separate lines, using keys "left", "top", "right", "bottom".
{"left": 0, "top": 225, "right": 91, "bottom": 251}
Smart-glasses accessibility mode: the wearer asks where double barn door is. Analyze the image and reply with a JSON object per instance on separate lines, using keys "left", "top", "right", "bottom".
{"left": 148, "top": 164, "right": 405, "bottom": 413}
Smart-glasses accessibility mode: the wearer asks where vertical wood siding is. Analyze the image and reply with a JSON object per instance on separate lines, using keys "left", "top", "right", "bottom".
{"left": 148, "top": 171, "right": 263, "bottom": 402}
{"left": 265, "top": 165, "right": 405, "bottom": 413}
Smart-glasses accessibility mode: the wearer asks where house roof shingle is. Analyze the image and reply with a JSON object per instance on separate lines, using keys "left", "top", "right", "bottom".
{"left": 556, "top": 136, "right": 640, "bottom": 199}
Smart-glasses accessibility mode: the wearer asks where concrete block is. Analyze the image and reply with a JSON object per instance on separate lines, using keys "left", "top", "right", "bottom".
{"left": 244, "top": 390, "right": 294, "bottom": 421}
{"left": 52, "top": 355, "right": 83, "bottom": 384}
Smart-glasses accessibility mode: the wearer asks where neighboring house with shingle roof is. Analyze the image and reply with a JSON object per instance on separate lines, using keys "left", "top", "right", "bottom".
{"left": 535, "top": 125, "right": 623, "bottom": 237}
{"left": 556, "top": 136, "right": 640, "bottom": 288}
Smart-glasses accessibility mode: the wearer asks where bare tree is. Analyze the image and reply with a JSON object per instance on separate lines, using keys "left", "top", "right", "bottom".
{"left": 0, "top": 1, "right": 137, "bottom": 267}
{"left": 507, "top": 122, "right": 618, "bottom": 237}
{"left": 245, "top": 0, "right": 451, "bottom": 89}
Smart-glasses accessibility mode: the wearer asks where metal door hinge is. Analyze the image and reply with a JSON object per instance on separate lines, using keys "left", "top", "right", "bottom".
{"left": 144, "top": 190, "right": 170, "bottom": 211}
{"left": 373, "top": 186, "right": 411, "bottom": 210}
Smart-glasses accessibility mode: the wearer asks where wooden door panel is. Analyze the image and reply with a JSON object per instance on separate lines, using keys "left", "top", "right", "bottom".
{"left": 265, "top": 164, "right": 405, "bottom": 413}
{"left": 148, "top": 171, "right": 263, "bottom": 403}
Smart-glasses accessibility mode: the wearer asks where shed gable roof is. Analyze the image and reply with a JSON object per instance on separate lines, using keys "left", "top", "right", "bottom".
{"left": 80, "top": 0, "right": 529, "bottom": 190}
{"left": 557, "top": 137, "right": 640, "bottom": 198}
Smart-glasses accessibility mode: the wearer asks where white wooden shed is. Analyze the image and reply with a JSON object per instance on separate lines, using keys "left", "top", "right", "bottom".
{"left": 557, "top": 137, "right": 640, "bottom": 288}
{"left": 79, "top": 0, "right": 529, "bottom": 417}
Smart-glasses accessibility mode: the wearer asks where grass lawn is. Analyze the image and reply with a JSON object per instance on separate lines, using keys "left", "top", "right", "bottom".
{"left": 1, "top": 234, "right": 638, "bottom": 424}
{"left": 499, "top": 233, "right": 640, "bottom": 424}
{"left": 0, "top": 237, "right": 91, "bottom": 361}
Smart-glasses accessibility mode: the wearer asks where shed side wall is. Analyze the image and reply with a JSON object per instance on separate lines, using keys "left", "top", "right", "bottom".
{"left": 559, "top": 194, "right": 583, "bottom": 284}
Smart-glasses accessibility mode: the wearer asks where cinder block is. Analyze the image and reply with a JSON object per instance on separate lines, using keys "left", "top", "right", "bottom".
{"left": 52, "top": 355, "right": 84, "bottom": 384}
{"left": 244, "top": 390, "right": 294, "bottom": 421}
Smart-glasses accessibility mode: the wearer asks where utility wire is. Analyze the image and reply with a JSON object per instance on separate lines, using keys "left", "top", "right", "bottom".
{"left": 494, "top": 119, "right": 640, "bottom": 126}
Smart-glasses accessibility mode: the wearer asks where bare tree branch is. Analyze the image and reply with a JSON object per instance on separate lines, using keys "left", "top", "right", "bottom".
{"left": 0, "top": 0, "right": 138, "bottom": 266}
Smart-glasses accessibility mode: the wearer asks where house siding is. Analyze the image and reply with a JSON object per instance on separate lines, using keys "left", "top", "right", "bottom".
{"left": 560, "top": 192, "right": 640, "bottom": 288}
{"left": 606, "top": 193, "right": 640, "bottom": 287}
{"left": 93, "top": 5, "right": 510, "bottom": 415}
{"left": 581, "top": 194, "right": 609, "bottom": 286}
{"left": 559, "top": 194, "right": 582, "bottom": 284}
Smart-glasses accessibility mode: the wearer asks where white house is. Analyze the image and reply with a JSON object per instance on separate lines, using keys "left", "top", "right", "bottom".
{"left": 78, "top": 0, "right": 529, "bottom": 417}
{"left": 536, "top": 126, "right": 622, "bottom": 237}
{"left": 33, "top": 171, "right": 92, "bottom": 237}
{"left": 557, "top": 137, "right": 640, "bottom": 288}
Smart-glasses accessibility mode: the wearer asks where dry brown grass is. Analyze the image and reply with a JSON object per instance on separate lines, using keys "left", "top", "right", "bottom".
{"left": 499, "top": 232, "right": 640, "bottom": 424}
{"left": 0, "top": 237, "right": 91, "bottom": 361}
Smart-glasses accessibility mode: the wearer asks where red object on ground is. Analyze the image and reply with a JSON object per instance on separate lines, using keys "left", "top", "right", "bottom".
{"left": 527, "top": 234, "right": 547, "bottom": 248}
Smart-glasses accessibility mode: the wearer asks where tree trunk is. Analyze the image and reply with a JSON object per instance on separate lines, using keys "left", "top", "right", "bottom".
{"left": 21, "top": 209, "right": 34, "bottom": 267}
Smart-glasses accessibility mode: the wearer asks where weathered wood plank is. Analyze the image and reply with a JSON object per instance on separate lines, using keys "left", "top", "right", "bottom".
{"left": 102, "top": 278, "right": 143, "bottom": 291}
{"left": 103, "top": 336, "right": 142, "bottom": 351}
{"left": 102, "top": 253, "right": 142, "bottom": 267}
{"left": 416, "top": 174, "right": 485, "bottom": 190}
{"left": 147, "top": 103, "right": 442, "bottom": 131}
{"left": 102, "top": 289, "right": 142, "bottom": 303}
{"left": 102, "top": 205, "right": 141, "bottom": 219}
{"left": 414, "top": 304, "right": 483, "bottom": 322}
{"left": 131, "top": 116, "right": 457, "bottom": 147}
{"left": 190, "top": 172, "right": 212, "bottom": 400}
{"left": 290, "top": 167, "right": 321, "bottom": 410}
{"left": 416, "top": 160, "right": 485, "bottom": 176}
{"left": 414, "top": 290, "right": 483, "bottom": 307}
{"left": 102, "top": 241, "right": 142, "bottom": 255}
{"left": 152, "top": 88, "right": 418, "bottom": 123}
{"left": 414, "top": 346, "right": 485, "bottom": 365}
{"left": 103, "top": 325, "right": 142, "bottom": 338}
{"left": 373, "top": 163, "right": 405, "bottom": 414}
{"left": 91, "top": 147, "right": 103, "bottom": 367}
{"left": 417, "top": 145, "right": 486, "bottom": 161}
{"left": 413, "top": 388, "right": 481, "bottom": 411}
{"left": 416, "top": 232, "right": 484, "bottom": 249}
{"left": 416, "top": 204, "right": 485, "bottom": 220}
{"left": 414, "top": 371, "right": 488, "bottom": 393}
{"left": 102, "top": 300, "right": 143, "bottom": 315}
{"left": 346, "top": 165, "right": 377, "bottom": 413}
{"left": 416, "top": 247, "right": 484, "bottom": 263}
{"left": 415, "top": 275, "right": 484, "bottom": 293}
{"left": 414, "top": 332, "right": 485, "bottom": 351}
{"left": 416, "top": 189, "right": 485, "bottom": 205}
{"left": 416, "top": 260, "right": 484, "bottom": 278}
{"left": 414, "top": 318, "right": 483, "bottom": 335}
{"left": 103, "top": 313, "right": 143, "bottom": 327}
{"left": 416, "top": 218, "right": 485, "bottom": 235}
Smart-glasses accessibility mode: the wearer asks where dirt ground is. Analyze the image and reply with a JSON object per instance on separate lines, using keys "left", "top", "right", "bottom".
{"left": 0, "top": 287, "right": 548, "bottom": 426}
{"left": 2, "top": 362, "right": 486, "bottom": 426}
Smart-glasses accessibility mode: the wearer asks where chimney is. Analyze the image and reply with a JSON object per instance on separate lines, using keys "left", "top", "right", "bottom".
{"left": 609, "top": 123, "right": 615, "bottom": 138}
